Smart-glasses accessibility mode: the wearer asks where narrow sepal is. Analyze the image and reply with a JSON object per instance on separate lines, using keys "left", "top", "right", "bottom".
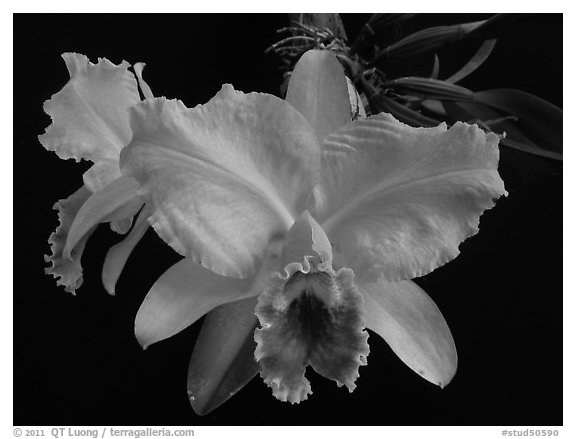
{"left": 188, "top": 297, "right": 260, "bottom": 415}
{"left": 102, "top": 204, "right": 151, "bottom": 295}
{"left": 361, "top": 279, "right": 457, "bottom": 388}
{"left": 64, "top": 175, "right": 140, "bottom": 259}
{"left": 134, "top": 259, "right": 253, "bottom": 349}
{"left": 135, "top": 238, "right": 284, "bottom": 349}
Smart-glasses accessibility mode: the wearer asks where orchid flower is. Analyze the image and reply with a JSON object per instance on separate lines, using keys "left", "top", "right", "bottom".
{"left": 40, "top": 53, "right": 155, "bottom": 294}
{"left": 117, "top": 50, "right": 506, "bottom": 414}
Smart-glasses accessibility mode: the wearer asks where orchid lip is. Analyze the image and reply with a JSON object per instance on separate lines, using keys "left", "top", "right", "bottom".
{"left": 254, "top": 259, "right": 369, "bottom": 404}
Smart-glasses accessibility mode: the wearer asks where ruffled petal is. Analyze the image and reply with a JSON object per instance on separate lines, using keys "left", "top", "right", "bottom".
{"left": 188, "top": 297, "right": 260, "bottom": 415}
{"left": 44, "top": 186, "right": 93, "bottom": 294}
{"left": 39, "top": 53, "right": 140, "bottom": 163}
{"left": 120, "top": 85, "right": 321, "bottom": 278}
{"left": 135, "top": 238, "right": 284, "bottom": 348}
{"left": 102, "top": 204, "right": 151, "bottom": 295}
{"left": 64, "top": 175, "right": 140, "bottom": 259}
{"left": 254, "top": 213, "right": 369, "bottom": 403}
{"left": 360, "top": 279, "right": 457, "bottom": 388}
{"left": 315, "top": 113, "right": 507, "bottom": 282}
{"left": 286, "top": 50, "right": 351, "bottom": 141}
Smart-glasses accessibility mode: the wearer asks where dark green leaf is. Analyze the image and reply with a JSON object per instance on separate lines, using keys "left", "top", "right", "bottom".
{"left": 445, "top": 39, "right": 497, "bottom": 84}
{"left": 350, "top": 14, "right": 416, "bottom": 54}
{"left": 371, "top": 94, "right": 441, "bottom": 127}
{"left": 444, "top": 101, "right": 562, "bottom": 160}
{"left": 373, "top": 20, "right": 485, "bottom": 61}
{"left": 387, "top": 77, "right": 474, "bottom": 101}
{"left": 471, "top": 14, "right": 527, "bottom": 40}
{"left": 500, "top": 138, "right": 562, "bottom": 160}
{"left": 474, "top": 88, "right": 562, "bottom": 154}
{"left": 421, "top": 99, "right": 447, "bottom": 116}
{"left": 430, "top": 54, "right": 440, "bottom": 79}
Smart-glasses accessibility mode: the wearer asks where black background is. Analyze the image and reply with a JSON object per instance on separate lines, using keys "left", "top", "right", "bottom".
{"left": 14, "top": 14, "right": 562, "bottom": 425}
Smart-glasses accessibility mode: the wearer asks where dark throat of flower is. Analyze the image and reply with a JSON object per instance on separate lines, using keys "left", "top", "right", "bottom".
{"left": 254, "top": 263, "right": 369, "bottom": 404}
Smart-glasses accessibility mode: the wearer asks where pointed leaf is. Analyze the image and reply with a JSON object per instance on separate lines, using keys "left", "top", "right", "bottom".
{"left": 474, "top": 88, "right": 562, "bottom": 154}
{"left": 188, "top": 297, "right": 260, "bottom": 415}
{"left": 421, "top": 99, "right": 447, "bottom": 116}
{"left": 445, "top": 39, "right": 497, "bottom": 84}
{"left": 445, "top": 100, "right": 563, "bottom": 160}
{"left": 388, "top": 77, "right": 474, "bottom": 102}
{"left": 471, "top": 14, "right": 525, "bottom": 40}
{"left": 430, "top": 54, "right": 440, "bottom": 79}
{"left": 370, "top": 93, "right": 441, "bottom": 127}
{"left": 500, "top": 138, "right": 562, "bottom": 160}
{"left": 374, "top": 20, "right": 485, "bottom": 61}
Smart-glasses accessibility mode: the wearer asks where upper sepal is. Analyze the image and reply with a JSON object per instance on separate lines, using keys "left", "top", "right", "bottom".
{"left": 286, "top": 50, "right": 351, "bottom": 141}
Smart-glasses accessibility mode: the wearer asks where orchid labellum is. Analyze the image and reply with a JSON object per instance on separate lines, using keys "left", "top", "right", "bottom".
{"left": 41, "top": 50, "right": 506, "bottom": 415}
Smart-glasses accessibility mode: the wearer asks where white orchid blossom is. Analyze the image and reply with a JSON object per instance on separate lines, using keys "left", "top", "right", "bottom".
{"left": 40, "top": 53, "right": 154, "bottom": 294}
{"left": 112, "top": 50, "right": 507, "bottom": 413}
